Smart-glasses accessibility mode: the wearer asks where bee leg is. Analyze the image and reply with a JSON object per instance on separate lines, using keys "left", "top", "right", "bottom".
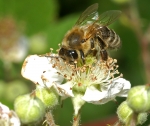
{"left": 90, "top": 38, "right": 95, "bottom": 49}
{"left": 79, "top": 50, "right": 85, "bottom": 64}
{"left": 106, "top": 61, "right": 110, "bottom": 68}
{"left": 100, "top": 50, "right": 109, "bottom": 68}
{"left": 100, "top": 50, "right": 108, "bottom": 61}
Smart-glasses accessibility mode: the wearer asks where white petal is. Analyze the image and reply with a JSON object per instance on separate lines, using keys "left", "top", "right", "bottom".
{"left": 21, "top": 55, "right": 64, "bottom": 87}
{"left": 82, "top": 87, "right": 113, "bottom": 104}
{"left": 0, "top": 102, "right": 10, "bottom": 113}
{"left": 10, "top": 111, "right": 21, "bottom": 126}
{"left": 0, "top": 103, "right": 21, "bottom": 126}
{"left": 100, "top": 78, "right": 131, "bottom": 103}
{"left": 56, "top": 82, "right": 74, "bottom": 98}
{"left": 114, "top": 78, "right": 131, "bottom": 89}
{"left": 82, "top": 86, "right": 107, "bottom": 102}
{"left": 107, "top": 79, "right": 125, "bottom": 95}
{"left": 82, "top": 78, "right": 131, "bottom": 104}
{"left": 114, "top": 78, "right": 131, "bottom": 97}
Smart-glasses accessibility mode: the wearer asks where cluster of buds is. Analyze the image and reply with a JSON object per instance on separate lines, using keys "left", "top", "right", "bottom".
{"left": 117, "top": 85, "right": 150, "bottom": 125}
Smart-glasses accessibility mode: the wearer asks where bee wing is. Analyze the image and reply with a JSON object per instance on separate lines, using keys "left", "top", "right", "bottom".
{"left": 75, "top": 3, "right": 99, "bottom": 26}
{"left": 98, "top": 10, "right": 122, "bottom": 26}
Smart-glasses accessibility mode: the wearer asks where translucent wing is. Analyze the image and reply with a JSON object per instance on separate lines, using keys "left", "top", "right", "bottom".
{"left": 98, "top": 10, "right": 121, "bottom": 26}
{"left": 75, "top": 3, "right": 99, "bottom": 26}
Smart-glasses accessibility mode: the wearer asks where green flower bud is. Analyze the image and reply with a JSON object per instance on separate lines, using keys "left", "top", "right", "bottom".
{"left": 35, "top": 86, "right": 59, "bottom": 108}
{"left": 117, "top": 101, "right": 133, "bottom": 124}
{"left": 127, "top": 85, "right": 150, "bottom": 113}
{"left": 14, "top": 93, "right": 45, "bottom": 124}
{"left": 137, "top": 112, "right": 148, "bottom": 125}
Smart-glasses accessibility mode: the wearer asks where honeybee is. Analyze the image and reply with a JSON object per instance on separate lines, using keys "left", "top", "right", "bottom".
{"left": 59, "top": 3, "right": 121, "bottom": 64}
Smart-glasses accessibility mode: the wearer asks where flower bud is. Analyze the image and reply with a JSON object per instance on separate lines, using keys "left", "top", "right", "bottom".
{"left": 35, "top": 86, "right": 59, "bottom": 108}
{"left": 117, "top": 101, "right": 133, "bottom": 124}
{"left": 137, "top": 112, "right": 147, "bottom": 125}
{"left": 14, "top": 93, "right": 45, "bottom": 124}
{"left": 127, "top": 85, "right": 150, "bottom": 113}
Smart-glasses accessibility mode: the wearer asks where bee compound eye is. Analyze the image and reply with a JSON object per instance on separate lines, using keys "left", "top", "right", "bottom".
{"left": 59, "top": 48, "right": 65, "bottom": 56}
{"left": 67, "top": 50, "right": 78, "bottom": 59}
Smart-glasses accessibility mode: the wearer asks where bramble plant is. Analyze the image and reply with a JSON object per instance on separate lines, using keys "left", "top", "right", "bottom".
{"left": 8, "top": 49, "right": 150, "bottom": 126}
{"left": 19, "top": 52, "right": 131, "bottom": 126}
{"left": 15, "top": 49, "right": 130, "bottom": 126}
{"left": 1, "top": 1, "right": 150, "bottom": 126}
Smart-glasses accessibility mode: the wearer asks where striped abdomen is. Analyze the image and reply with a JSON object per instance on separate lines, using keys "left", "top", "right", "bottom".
{"left": 97, "top": 26, "right": 121, "bottom": 50}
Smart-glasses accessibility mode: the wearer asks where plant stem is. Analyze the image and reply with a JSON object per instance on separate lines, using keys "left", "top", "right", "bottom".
{"left": 45, "top": 111, "right": 56, "bottom": 126}
{"left": 129, "top": 113, "right": 137, "bottom": 126}
{"left": 72, "top": 113, "right": 80, "bottom": 126}
{"left": 128, "top": 0, "right": 150, "bottom": 83}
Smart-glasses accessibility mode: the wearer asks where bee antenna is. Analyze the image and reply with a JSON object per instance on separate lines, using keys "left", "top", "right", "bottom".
{"left": 45, "top": 55, "right": 59, "bottom": 59}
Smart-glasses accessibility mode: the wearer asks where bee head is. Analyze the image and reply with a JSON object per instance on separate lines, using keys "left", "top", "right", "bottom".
{"left": 59, "top": 48, "right": 78, "bottom": 62}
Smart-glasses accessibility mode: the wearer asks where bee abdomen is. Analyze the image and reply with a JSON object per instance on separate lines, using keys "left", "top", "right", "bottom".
{"left": 107, "top": 29, "right": 121, "bottom": 49}
{"left": 99, "top": 26, "right": 121, "bottom": 49}
{"left": 99, "top": 26, "right": 110, "bottom": 39}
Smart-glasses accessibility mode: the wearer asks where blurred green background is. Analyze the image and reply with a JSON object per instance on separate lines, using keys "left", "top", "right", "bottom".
{"left": 0, "top": 0, "right": 150, "bottom": 125}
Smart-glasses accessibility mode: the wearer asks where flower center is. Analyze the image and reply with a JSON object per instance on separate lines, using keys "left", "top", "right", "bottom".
{"left": 48, "top": 53, "right": 121, "bottom": 95}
